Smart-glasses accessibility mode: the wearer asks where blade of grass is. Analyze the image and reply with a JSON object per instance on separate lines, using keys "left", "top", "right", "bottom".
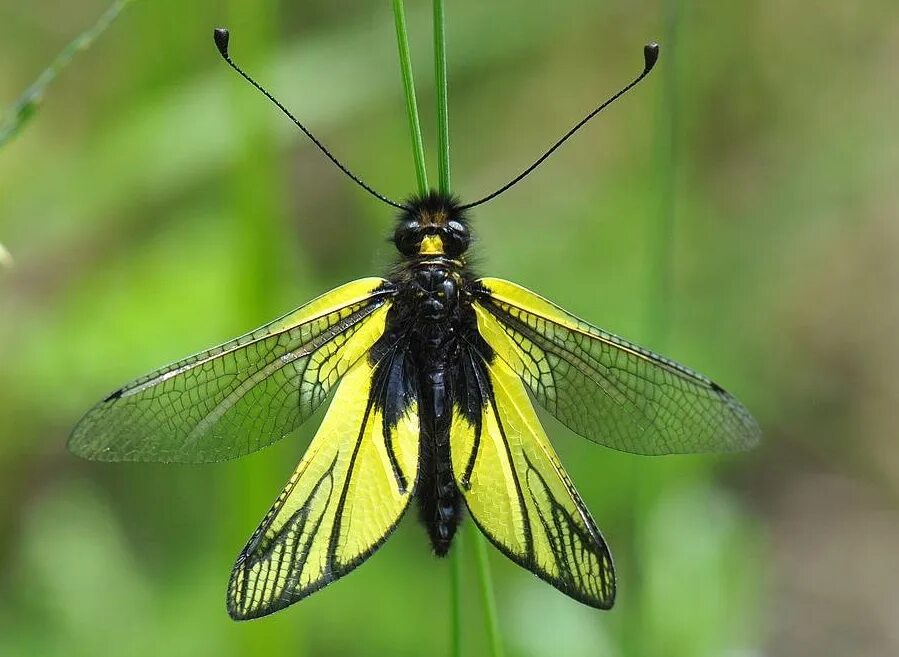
{"left": 469, "top": 523, "right": 504, "bottom": 657}
{"left": 433, "top": 0, "right": 451, "bottom": 194}
{"left": 393, "top": 0, "right": 429, "bottom": 195}
{"left": 0, "top": 0, "right": 137, "bottom": 148}
{"left": 626, "top": 2, "right": 683, "bottom": 656}
{"left": 431, "top": 3, "right": 466, "bottom": 655}
{"left": 450, "top": 532, "right": 464, "bottom": 657}
{"left": 647, "top": 0, "right": 682, "bottom": 350}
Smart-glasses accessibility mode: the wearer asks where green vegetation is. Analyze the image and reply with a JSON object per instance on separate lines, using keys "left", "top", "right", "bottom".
{"left": 392, "top": 0, "right": 429, "bottom": 196}
{"left": 2, "top": 1, "right": 898, "bottom": 656}
{"left": 0, "top": 0, "right": 137, "bottom": 148}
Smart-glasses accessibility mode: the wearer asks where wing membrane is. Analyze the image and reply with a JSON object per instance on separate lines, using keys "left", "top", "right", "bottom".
{"left": 474, "top": 278, "right": 760, "bottom": 455}
{"left": 69, "top": 278, "right": 394, "bottom": 463}
{"left": 228, "top": 346, "right": 418, "bottom": 619}
{"left": 451, "top": 348, "right": 614, "bottom": 609}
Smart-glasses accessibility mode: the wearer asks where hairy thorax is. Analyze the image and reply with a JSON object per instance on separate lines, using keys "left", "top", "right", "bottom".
{"left": 390, "top": 258, "right": 471, "bottom": 362}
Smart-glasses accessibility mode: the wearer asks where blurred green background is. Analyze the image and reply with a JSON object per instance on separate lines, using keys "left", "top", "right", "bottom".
{"left": 2, "top": 1, "right": 898, "bottom": 656}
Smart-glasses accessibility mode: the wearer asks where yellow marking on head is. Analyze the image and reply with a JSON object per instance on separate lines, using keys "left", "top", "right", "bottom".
{"left": 419, "top": 234, "right": 444, "bottom": 255}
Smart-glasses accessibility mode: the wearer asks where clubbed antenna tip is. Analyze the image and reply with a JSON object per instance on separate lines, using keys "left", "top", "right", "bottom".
{"left": 644, "top": 43, "right": 660, "bottom": 73}
{"left": 213, "top": 28, "right": 230, "bottom": 58}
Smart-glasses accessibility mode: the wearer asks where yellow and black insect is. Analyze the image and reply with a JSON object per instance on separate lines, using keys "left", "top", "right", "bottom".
{"left": 69, "top": 30, "right": 760, "bottom": 620}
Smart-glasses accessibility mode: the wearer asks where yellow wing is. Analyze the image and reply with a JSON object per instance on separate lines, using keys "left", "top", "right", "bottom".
{"left": 69, "top": 278, "right": 394, "bottom": 463}
{"left": 227, "top": 343, "right": 419, "bottom": 619}
{"left": 451, "top": 349, "right": 615, "bottom": 609}
{"left": 474, "top": 278, "right": 760, "bottom": 455}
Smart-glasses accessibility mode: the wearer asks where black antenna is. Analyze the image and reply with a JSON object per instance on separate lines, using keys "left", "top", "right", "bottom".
{"left": 460, "top": 43, "right": 660, "bottom": 210}
{"left": 213, "top": 28, "right": 406, "bottom": 210}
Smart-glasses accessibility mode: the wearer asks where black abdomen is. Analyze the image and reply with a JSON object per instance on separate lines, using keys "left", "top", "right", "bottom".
{"left": 384, "top": 260, "right": 469, "bottom": 556}
{"left": 402, "top": 262, "right": 466, "bottom": 556}
{"left": 416, "top": 367, "right": 463, "bottom": 556}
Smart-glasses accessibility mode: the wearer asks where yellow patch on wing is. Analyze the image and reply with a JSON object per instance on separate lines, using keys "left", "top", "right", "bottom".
{"left": 228, "top": 353, "right": 419, "bottom": 619}
{"left": 472, "top": 302, "right": 554, "bottom": 401}
{"left": 451, "top": 355, "right": 615, "bottom": 609}
{"left": 264, "top": 277, "right": 390, "bottom": 333}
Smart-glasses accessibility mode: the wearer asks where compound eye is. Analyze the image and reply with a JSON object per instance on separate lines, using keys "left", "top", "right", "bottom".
{"left": 443, "top": 220, "right": 471, "bottom": 257}
{"left": 394, "top": 220, "right": 422, "bottom": 256}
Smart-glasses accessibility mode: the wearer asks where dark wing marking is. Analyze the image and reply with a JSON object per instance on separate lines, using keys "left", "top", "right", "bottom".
{"left": 450, "top": 346, "right": 615, "bottom": 608}
{"left": 474, "top": 278, "right": 760, "bottom": 455}
{"left": 69, "top": 278, "right": 394, "bottom": 463}
{"left": 227, "top": 343, "right": 419, "bottom": 619}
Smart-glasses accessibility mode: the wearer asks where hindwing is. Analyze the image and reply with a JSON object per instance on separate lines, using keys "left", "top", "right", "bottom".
{"left": 451, "top": 347, "right": 615, "bottom": 608}
{"left": 228, "top": 340, "right": 418, "bottom": 619}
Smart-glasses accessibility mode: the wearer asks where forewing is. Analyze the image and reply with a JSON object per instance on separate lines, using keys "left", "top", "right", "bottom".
{"left": 69, "top": 278, "right": 394, "bottom": 463}
{"left": 474, "top": 278, "right": 760, "bottom": 455}
{"left": 451, "top": 348, "right": 615, "bottom": 609}
{"left": 228, "top": 346, "right": 419, "bottom": 619}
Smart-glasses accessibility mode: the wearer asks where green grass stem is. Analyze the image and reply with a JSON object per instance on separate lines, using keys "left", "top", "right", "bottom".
{"left": 626, "top": 3, "right": 683, "bottom": 656}
{"left": 647, "top": 0, "right": 682, "bottom": 350}
{"left": 469, "top": 523, "right": 504, "bottom": 657}
{"left": 450, "top": 533, "right": 464, "bottom": 657}
{"left": 392, "top": 0, "right": 429, "bottom": 195}
{"left": 0, "top": 0, "right": 137, "bottom": 148}
{"left": 433, "top": 0, "right": 451, "bottom": 194}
